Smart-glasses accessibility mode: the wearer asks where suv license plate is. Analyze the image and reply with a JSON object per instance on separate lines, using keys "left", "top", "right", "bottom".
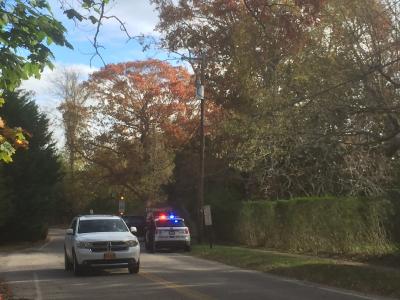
{"left": 169, "top": 230, "right": 175, "bottom": 236}
{"left": 104, "top": 252, "right": 116, "bottom": 260}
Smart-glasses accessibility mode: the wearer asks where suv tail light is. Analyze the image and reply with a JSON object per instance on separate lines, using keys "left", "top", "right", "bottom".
{"left": 155, "top": 229, "right": 160, "bottom": 235}
{"left": 184, "top": 228, "right": 189, "bottom": 234}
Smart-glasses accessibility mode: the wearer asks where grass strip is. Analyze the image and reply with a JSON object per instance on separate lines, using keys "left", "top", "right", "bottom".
{"left": 191, "top": 245, "right": 400, "bottom": 299}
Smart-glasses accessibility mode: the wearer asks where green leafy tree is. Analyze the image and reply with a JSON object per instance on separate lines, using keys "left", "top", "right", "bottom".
{"left": 0, "top": 0, "right": 71, "bottom": 162}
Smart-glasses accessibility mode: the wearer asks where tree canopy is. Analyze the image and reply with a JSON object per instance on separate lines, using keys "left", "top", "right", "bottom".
{"left": 71, "top": 60, "right": 197, "bottom": 205}
{"left": 153, "top": 0, "right": 400, "bottom": 198}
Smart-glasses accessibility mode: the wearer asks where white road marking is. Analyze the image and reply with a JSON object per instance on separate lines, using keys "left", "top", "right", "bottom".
{"left": 33, "top": 273, "right": 42, "bottom": 300}
{"left": 38, "top": 238, "right": 52, "bottom": 250}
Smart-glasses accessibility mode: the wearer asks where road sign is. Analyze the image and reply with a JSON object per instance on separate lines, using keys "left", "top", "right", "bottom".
{"left": 196, "top": 84, "right": 204, "bottom": 100}
{"left": 203, "top": 205, "right": 212, "bottom": 226}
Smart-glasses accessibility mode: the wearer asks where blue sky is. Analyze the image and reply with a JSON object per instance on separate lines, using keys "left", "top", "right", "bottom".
{"left": 48, "top": 0, "right": 162, "bottom": 66}
{"left": 21, "top": 1, "right": 168, "bottom": 107}
{"left": 21, "top": 1, "right": 177, "bottom": 145}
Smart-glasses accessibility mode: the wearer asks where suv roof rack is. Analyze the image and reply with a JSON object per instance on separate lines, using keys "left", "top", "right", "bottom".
{"left": 79, "top": 214, "right": 115, "bottom": 218}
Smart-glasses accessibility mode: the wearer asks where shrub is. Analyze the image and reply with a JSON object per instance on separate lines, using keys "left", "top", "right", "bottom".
{"left": 237, "top": 197, "right": 393, "bottom": 255}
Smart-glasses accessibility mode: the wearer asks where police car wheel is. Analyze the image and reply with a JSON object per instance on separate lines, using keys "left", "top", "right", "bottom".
{"left": 150, "top": 242, "right": 157, "bottom": 253}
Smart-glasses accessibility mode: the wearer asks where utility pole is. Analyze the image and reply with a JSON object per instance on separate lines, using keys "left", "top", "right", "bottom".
{"left": 182, "top": 53, "right": 206, "bottom": 243}
{"left": 196, "top": 54, "right": 206, "bottom": 243}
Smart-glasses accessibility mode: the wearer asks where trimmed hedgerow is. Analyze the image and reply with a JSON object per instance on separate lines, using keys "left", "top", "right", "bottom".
{"left": 237, "top": 197, "right": 393, "bottom": 255}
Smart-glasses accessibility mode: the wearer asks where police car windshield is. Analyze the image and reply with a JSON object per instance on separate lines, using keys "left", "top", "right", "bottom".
{"left": 78, "top": 219, "right": 129, "bottom": 233}
{"left": 156, "top": 219, "right": 185, "bottom": 227}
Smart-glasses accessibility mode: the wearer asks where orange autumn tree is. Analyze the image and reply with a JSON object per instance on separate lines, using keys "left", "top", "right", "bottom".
{"left": 80, "top": 59, "right": 197, "bottom": 204}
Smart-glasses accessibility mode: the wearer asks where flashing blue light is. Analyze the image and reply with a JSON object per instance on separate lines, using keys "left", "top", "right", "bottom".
{"left": 169, "top": 214, "right": 175, "bottom": 219}
{"left": 174, "top": 219, "right": 178, "bottom": 223}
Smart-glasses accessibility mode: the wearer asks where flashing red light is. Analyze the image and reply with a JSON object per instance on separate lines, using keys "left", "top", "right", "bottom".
{"left": 159, "top": 214, "right": 167, "bottom": 220}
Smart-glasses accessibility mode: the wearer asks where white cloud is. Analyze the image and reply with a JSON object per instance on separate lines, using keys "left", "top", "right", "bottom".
{"left": 104, "top": 1, "right": 160, "bottom": 36}
{"left": 21, "top": 63, "right": 97, "bottom": 107}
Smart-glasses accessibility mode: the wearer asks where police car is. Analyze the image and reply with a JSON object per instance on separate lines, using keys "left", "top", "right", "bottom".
{"left": 145, "top": 213, "right": 191, "bottom": 253}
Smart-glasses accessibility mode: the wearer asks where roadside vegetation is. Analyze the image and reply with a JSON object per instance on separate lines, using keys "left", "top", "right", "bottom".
{"left": 237, "top": 197, "right": 395, "bottom": 256}
{"left": 191, "top": 245, "right": 400, "bottom": 299}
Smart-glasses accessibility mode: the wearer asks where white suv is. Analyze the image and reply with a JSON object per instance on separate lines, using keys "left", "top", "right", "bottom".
{"left": 64, "top": 215, "right": 140, "bottom": 275}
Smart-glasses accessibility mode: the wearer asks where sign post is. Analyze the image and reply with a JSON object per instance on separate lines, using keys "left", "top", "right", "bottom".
{"left": 203, "top": 205, "right": 213, "bottom": 249}
{"left": 119, "top": 196, "right": 125, "bottom": 215}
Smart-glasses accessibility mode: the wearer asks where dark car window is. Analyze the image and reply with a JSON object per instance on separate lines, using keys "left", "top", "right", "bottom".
{"left": 78, "top": 219, "right": 129, "bottom": 233}
{"left": 123, "top": 216, "right": 145, "bottom": 225}
{"left": 155, "top": 219, "right": 186, "bottom": 227}
{"left": 71, "top": 219, "right": 77, "bottom": 234}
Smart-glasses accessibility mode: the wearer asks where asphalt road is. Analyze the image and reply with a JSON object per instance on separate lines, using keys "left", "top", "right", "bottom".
{"left": 0, "top": 228, "right": 391, "bottom": 300}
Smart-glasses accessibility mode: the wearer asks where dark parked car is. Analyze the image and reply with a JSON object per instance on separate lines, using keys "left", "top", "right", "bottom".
{"left": 122, "top": 215, "right": 146, "bottom": 240}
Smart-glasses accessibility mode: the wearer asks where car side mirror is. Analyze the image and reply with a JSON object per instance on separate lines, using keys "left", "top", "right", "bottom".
{"left": 130, "top": 227, "right": 137, "bottom": 234}
{"left": 66, "top": 228, "right": 74, "bottom": 235}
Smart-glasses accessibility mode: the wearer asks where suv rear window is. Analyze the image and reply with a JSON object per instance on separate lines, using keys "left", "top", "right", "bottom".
{"left": 155, "top": 219, "right": 186, "bottom": 227}
{"left": 123, "top": 216, "right": 145, "bottom": 224}
{"left": 78, "top": 219, "right": 129, "bottom": 233}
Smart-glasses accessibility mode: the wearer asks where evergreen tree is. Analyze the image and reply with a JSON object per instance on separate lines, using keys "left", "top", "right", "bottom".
{"left": 0, "top": 91, "right": 63, "bottom": 242}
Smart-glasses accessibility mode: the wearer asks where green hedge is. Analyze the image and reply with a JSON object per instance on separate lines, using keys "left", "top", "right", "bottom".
{"left": 237, "top": 197, "right": 394, "bottom": 255}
